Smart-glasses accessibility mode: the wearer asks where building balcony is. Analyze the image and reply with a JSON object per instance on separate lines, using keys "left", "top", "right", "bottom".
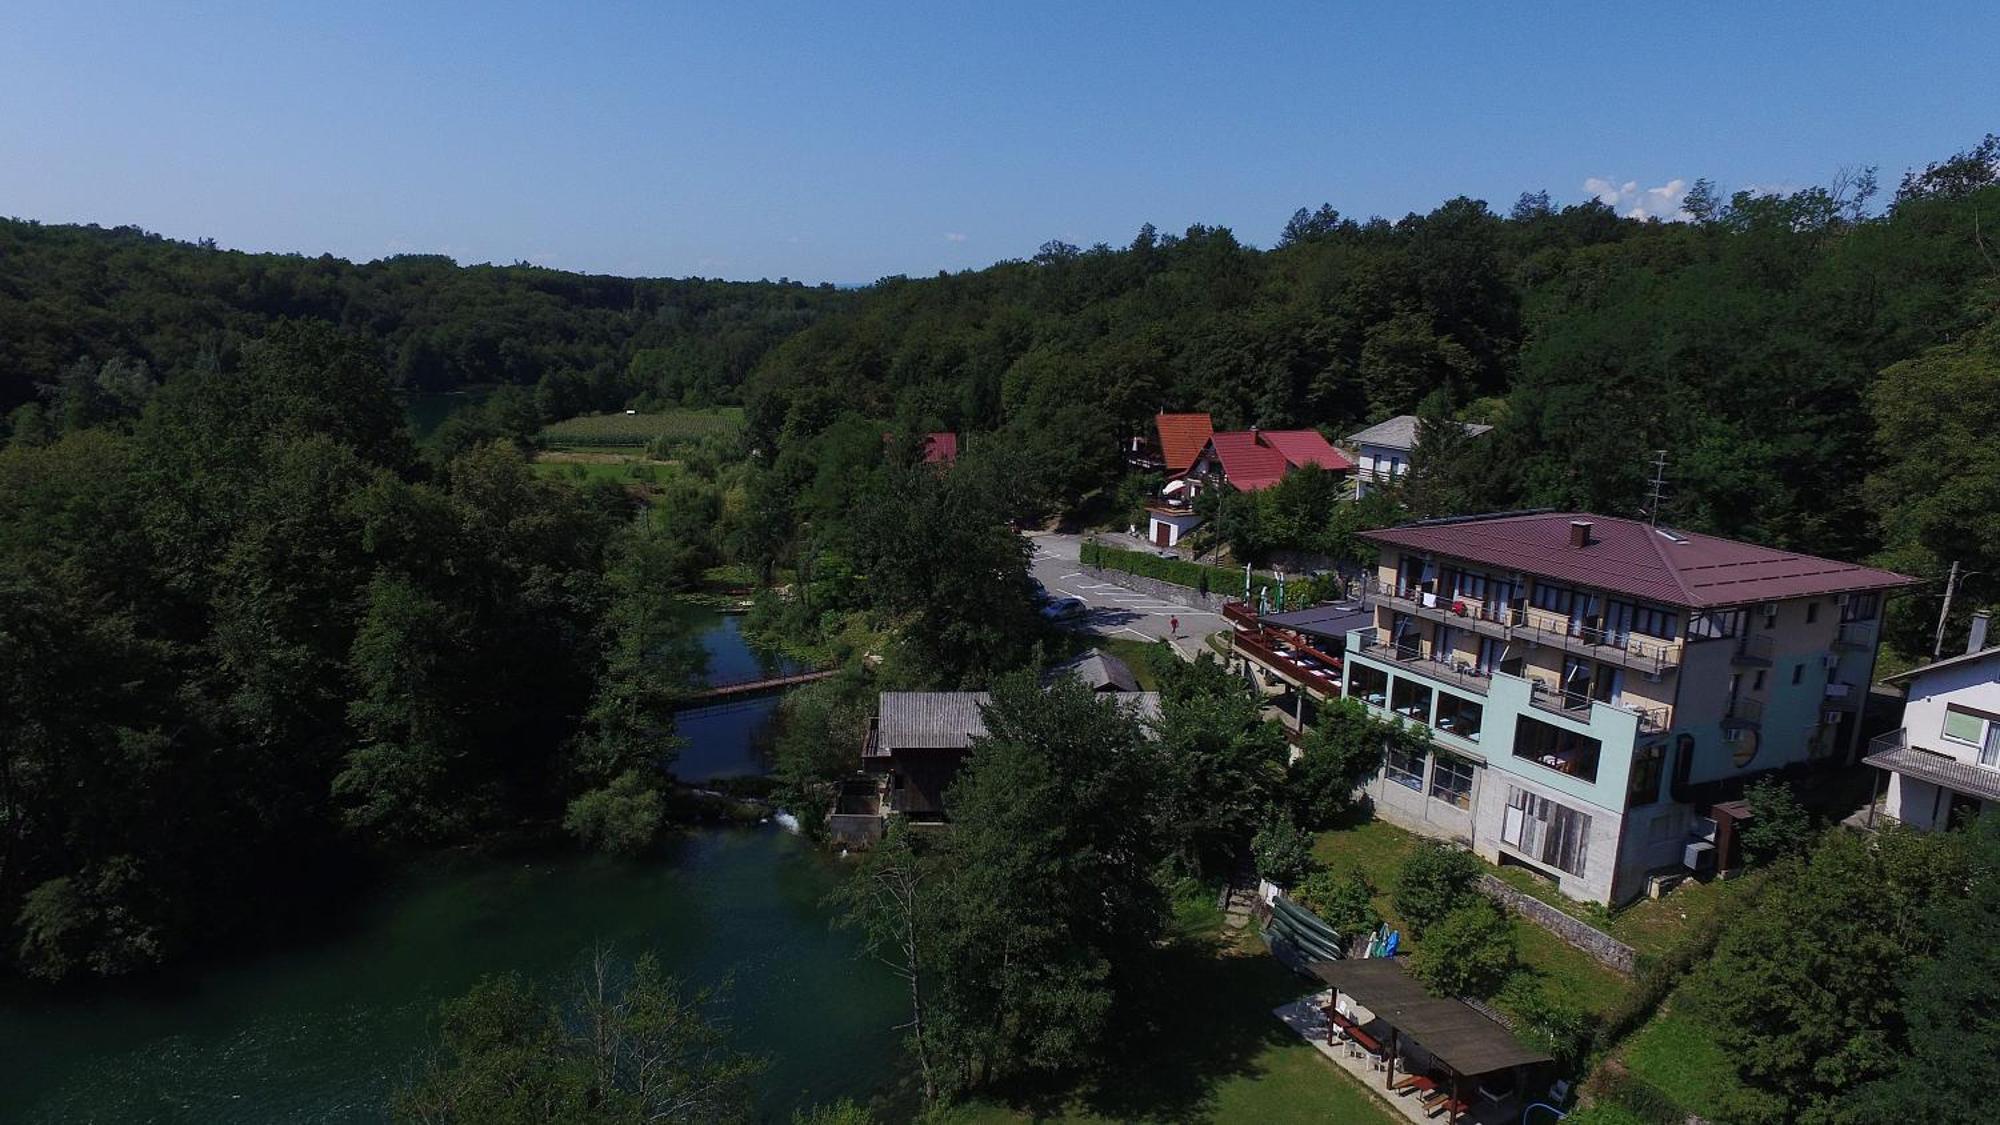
{"left": 1833, "top": 621, "right": 1877, "bottom": 650}
{"left": 1523, "top": 676, "right": 1672, "bottom": 734}
{"left": 1354, "top": 633, "right": 1495, "bottom": 698}
{"left": 1730, "top": 633, "right": 1774, "bottom": 666}
{"left": 1723, "top": 695, "right": 1764, "bottom": 729}
{"left": 1233, "top": 627, "right": 1343, "bottom": 698}
{"left": 1365, "top": 581, "right": 1682, "bottom": 676}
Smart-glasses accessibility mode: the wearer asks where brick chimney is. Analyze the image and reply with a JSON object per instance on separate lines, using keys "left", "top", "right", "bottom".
{"left": 1569, "top": 520, "right": 1593, "bottom": 549}
{"left": 1971, "top": 610, "right": 1992, "bottom": 655}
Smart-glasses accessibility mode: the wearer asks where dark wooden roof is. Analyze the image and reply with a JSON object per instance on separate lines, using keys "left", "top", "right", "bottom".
{"left": 1261, "top": 602, "right": 1373, "bottom": 643}
{"left": 1311, "top": 958, "right": 1553, "bottom": 1076}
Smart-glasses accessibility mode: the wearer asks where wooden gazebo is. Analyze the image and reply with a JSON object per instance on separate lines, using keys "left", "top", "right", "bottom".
{"left": 1311, "top": 958, "right": 1553, "bottom": 1122}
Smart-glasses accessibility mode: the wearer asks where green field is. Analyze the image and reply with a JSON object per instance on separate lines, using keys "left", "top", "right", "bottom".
{"left": 538, "top": 406, "right": 744, "bottom": 447}
{"left": 1601, "top": 1001, "right": 1742, "bottom": 1122}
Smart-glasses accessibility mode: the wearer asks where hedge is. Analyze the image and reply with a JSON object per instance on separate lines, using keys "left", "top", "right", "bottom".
{"left": 1085, "top": 541, "right": 1285, "bottom": 604}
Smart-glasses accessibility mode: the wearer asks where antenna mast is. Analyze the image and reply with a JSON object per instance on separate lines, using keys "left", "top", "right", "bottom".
{"left": 1643, "top": 450, "right": 1669, "bottom": 526}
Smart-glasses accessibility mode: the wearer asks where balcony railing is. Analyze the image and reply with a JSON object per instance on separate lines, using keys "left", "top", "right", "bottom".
{"left": 1357, "top": 636, "right": 1495, "bottom": 698}
{"left": 1834, "top": 621, "right": 1877, "bottom": 650}
{"left": 1731, "top": 633, "right": 1774, "bottom": 666}
{"left": 1724, "top": 695, "right": 1764, "bottom": 728}
{"left": 1233, "top": 627, "right": 1343, "bottom": 696}
{"left": 1366, "top": 581, "right": 1682, "bottom": 674}
{"left": 1866, "top": 729, "right": 1907, "bottom": 758}
{"left": 1524, "top": 677, "right": 1672, "bottom": 734}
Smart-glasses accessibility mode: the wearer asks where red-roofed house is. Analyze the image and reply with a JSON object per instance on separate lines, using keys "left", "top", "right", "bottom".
{"left": 1329, "top": 510, "right": 1913, "bottom": 905}
{"left": 1187, "top": 427, "right": 1355, "bottom": 492}
{"left": 920, "top": 432, "right": 958, "bottom": 465}
{"left": 1144, "top": 423, "right": 1353, "bottom": 547}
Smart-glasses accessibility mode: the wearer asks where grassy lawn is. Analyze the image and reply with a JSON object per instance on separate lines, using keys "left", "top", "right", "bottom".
{"left": 1095, "top": 636, "right": 1171, "bottom": 691}
{"left": 537, "top": 406, "right": 744, "bottom": 447}
{"left": 1490, "top": 861, "right": 1755, "bottom": 961}
{"left": 529, "top": 453, "right": 681, "bottom": 489}
{"left": 1607, "top": 1000, "right": 1741, "bottom": 1121}
{"left": 950, "top": 929, "right": 1399, "bottom": 1125}
{"left": 1310, "top": 816, "right": 1631, "bottom": 1020}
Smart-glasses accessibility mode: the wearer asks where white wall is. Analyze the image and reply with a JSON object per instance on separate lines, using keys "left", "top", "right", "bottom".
{"left": 1901, "top": 654, "right": 2000, "bottom": 765}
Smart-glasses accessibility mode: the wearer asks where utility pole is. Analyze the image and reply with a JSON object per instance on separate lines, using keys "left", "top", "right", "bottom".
{"left": 1934, "top": 560, "right": 1962, "bottom": 659}
{"left": 1643, "top": 450, "right": 1669, "bottom": 526}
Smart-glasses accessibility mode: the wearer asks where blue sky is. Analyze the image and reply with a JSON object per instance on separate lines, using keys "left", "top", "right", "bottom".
{"left": 3, "top": 2, "right": 1994, "bottom": 283}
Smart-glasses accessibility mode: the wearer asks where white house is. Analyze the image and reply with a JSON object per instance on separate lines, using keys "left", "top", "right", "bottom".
{"left": 1866, "top": 612, "right": 2000, "bottom": 831}
{"left": 1345, "top": 415, "right": 1492, "bottom": 498}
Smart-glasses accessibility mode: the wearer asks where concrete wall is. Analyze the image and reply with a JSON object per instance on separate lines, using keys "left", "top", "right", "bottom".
{"left": 1901, "top": 654, "right": 2000, "bottom": 762}
{"left": 1477, "top": 874, "right": 1638, "bottom": 975}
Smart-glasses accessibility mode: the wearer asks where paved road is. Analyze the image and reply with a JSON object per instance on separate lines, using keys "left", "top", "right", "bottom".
{"left": 1028, "top": 532, "right": 1225, "bottom": 658}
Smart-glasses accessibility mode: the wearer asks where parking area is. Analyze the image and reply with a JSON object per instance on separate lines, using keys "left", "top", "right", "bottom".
{"left": 1029, "top": 533, "right": 1225, "bottom": 656}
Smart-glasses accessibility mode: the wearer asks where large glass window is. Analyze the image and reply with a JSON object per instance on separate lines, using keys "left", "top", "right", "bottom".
{"left": 1390, "top": 678, "right": 1433, "bottom": 724}
{"left": 1347, "top": 662, "right": 1389, "bottom": 708}
{"left": 1840, "top": 591, "right": 1880, "bottom": 622}
{"left": 1385, "top": 744, "right": 1427, "bottom": 791}
{"left": 1430, "top": 754, "right": 1475, "bottom": 808}
{"left": 1687, "top": 608, "right": 1744, "bottom": 640}
{"left": 1512, "top": 715, "right": 1603, "bottom": 783}
{"left": 1501, "top": 786, "right": 1592, "bottom": 876}
{"left": 1628, "top": 743, "right": 1665, "bottom": 808}
{"left": 1630, "top": 605, "right": 1680, "bottom": 640}
{"left": 1531, "top": 581, "right": 1577, "bottom": 615}
{"left": 1434, "top": 691, "right": 1484, "bottom": 743}
{"left": 1452, "top": 570, "right": 1488, "bottom": 600}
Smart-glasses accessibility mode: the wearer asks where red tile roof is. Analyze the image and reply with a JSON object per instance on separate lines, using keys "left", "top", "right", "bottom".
{"left": 1259, "top": 429, "right": 1355, "bottom": 472}
{"left": 1155, "top": 413, "right": 1214, "bottom": 473}
{"left": 1205, "top": 430, "right": 1292, "bottom": 490}
{"left": 1363, "top": 512, "right": 1915, "bottom": 609}
{"left": 1198, "top": 428, "right": 1355, "bottom": 490}
{"left": 921, "top": 432, "right": 958, "bottom": 464}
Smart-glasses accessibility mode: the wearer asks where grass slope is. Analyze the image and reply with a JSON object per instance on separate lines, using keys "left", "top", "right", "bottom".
{"left": 539, "top": 406, "right": 745, "bottom": 447}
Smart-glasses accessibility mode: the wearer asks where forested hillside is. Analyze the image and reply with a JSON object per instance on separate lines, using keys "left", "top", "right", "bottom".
{"left": 0, "top": 219, "right": 847, "bottom": 416}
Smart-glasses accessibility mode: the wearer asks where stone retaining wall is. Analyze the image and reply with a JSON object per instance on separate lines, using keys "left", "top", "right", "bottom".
{"left": 1080, "top": 565, "right": 1235, "bottom": 613}
{"left": 1477, "top": 873, "right": 1638, "bottom": 976}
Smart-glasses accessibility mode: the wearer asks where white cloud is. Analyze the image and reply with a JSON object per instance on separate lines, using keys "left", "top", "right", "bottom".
{"left": 944, "top": 231, "right": 968, "bottom": 243}
{"left": 1584, "top": 176, "right": 1690, "bottom": 221}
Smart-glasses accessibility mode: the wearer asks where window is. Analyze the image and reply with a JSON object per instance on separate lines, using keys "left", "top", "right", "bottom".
{"left": 1435, "top": 691, "right": 1484, "bottom": 743}
{"left": 1752, "top": 670, "right": 1766, "bottom": 691}
{"left": 1841, "top": 591, "right": 1880, "bottom": 623}
{"left": 1453, "top": 570, "right": 1488, "bottom": 600}
{"left": 1687, "top": 609, "right": 1744, "bottom": 640}
{"left": 1348, "top": 662, "right": 1389, "bottom": 707}
{"left": 1512, "top": 715, "right": 1603, "bottom": 783}
{"left": 1390, "top": 677, "right": 1434, "bottom": 723}
{"left": 1805, "top": 601, "right": 1819, "bottom": 624}
{"left": 1430, "top": 754, "right": 1475, "bottom": 808}
{"left": 1532, "top": 581, "right": 1577, "bottom": 615}
{"left": 1792, "top": 664, "right": 1804, "bottom": 685}
{"left": 1943, "top": 706, "right": 2000, "bottom": 767}
{"left": 1628, "top": 743, "right": 1665, "bottom": 808}
{"left": 1761, "top": 604, "right": 1779, "bottom": 630}
{"left": 1630, "top": 605, "right": 1681, "bottom": 640}
{"left": 1501, "top": 787, "right": 1592, "bottom": 876}
{"left": 1385, "top": 744, "right": 1427, "bottom": 791}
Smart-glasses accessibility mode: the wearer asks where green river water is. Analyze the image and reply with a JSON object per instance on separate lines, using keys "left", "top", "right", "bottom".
{"left": 0, "top": 614, "right": 901, "bottom": 1123}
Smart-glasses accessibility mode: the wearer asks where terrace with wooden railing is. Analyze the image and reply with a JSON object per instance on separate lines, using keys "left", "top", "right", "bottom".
{"left": 1365, "top": 580, "right": 1683, "bottom": 676}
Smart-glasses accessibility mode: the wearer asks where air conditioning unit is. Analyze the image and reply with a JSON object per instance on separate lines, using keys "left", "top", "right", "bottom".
{"left": 1724, "top": 727, "right": 1744, "bottom": 743}
{"left": 1822, "top": 709, "right": 1844, "bottom": 726}
{"left": 1684, "top": 840, "right": 1717, "bottom": 873}
{"left": 1836, "top": 592, "right": 1851, "bottom": 607}
{"left": 1822, "top": 653, "right": 1840, "bottom": 670}
{"left": 1691, "top": 816, "right": 1718, "bottom": 841}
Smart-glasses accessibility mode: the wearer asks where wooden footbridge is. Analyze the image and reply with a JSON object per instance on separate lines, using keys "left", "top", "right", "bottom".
{"left": 685, "top": 668, "right": 838, "bottom": 704}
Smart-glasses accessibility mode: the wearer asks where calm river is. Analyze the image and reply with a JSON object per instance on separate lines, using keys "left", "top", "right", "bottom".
{"left": 0, "top": 611, "right": 897, "bottom": 1123}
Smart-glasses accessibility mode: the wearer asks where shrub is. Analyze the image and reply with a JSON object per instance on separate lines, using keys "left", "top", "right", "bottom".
{"left": 1501, "top": 976, "right": 1600, "bottom": 1073}
{"left": 1252, "top": 813, "right": 1320, "bottom": 888}
{"left": 1410, "top": 899, "right": 1516, "bottom": 998}
{"left": 1294, "top": 869, "right": 1380, "bottom": 938}
{"left": 563, "top": 769, "right": 665, "bottom": 854}
{"left": 1288, "top": 699, "right": 1394, "bottom": 828}
{"left": 1393, "top": 842, "right": 1483, "bottom": 937}
{"left": 1740, "top": 776, "right": 1812, "bottom": 865}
